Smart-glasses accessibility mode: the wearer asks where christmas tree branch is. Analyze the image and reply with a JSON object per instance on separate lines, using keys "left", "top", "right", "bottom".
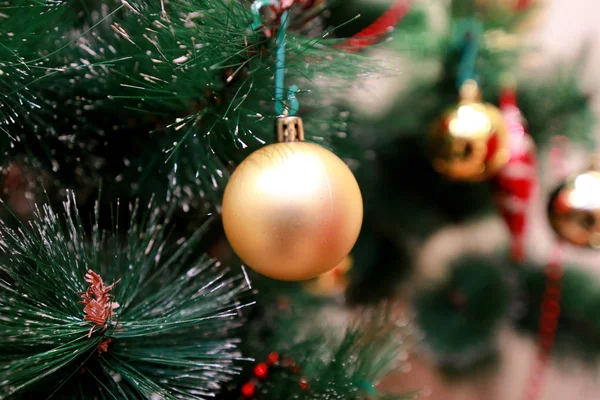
{"left": 0, "top": 191, "right": 251, "bottom": 398}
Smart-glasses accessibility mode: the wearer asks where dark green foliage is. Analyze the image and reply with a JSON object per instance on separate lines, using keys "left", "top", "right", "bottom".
{"left": 0, "top": 0, "right": 73, "bottom": 158}
{"left": 519, "top": 72, "right": 595, "bottom": 146}
{"left": 346, "top": 227, "right": 412, "bottom": 304}
{"left": 0, "top": 193, "right": 251, "bottom": 398}
{"left": 414, "top": 256, "right": 511, "bottom": 363}
{"left": 414, "top": 256, "right": 600, "bottom": 370}
{"left": 367, "top": 135, "right": 494, "bottom": 238}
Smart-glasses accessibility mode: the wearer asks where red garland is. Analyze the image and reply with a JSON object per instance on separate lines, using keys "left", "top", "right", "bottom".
{"left": 522, "top": 136, "right": 568, "bottom": 400}
{"left": 524, "top": 246, "right": 563, "bottom": 400}
{"left": 336, "top": 0, "right": 412, "bottom": 51}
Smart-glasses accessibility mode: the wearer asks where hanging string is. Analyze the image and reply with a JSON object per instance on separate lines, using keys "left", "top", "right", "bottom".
{"left": 453, "top": 18, "right": 483, "bottom": 89}
{"left": 336, "top": 0, "right": 412, "bottom": 51}
{"left": 274, "top": 10, "right": 299, "bottom": 116}
{"left": 252, "top": 0, "right": 414, "bottom": 112}
{"left": 251, "top": 0, "right": 299, "bottom": 116}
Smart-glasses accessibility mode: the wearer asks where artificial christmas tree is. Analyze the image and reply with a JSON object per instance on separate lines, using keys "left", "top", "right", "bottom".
{"left": 2, "top": 0, "right": 600, "bottom": 399}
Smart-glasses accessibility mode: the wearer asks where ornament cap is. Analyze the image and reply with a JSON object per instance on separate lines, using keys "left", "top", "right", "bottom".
{"left": 276, "top": 116, "right": 304, "bottom": 142}
{"left": 459, "top": 79, "right": 481, "bottom": 102}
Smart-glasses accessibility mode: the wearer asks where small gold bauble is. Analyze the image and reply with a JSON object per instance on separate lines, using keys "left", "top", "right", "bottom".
{"left": 548, "top": 169, "right": 600, "bottom": 248}
{"left": 304, "top": 255, "right": 353, "bottom": 297}
{"left": 222, "top": 142, "right": 363, "bottom": 281}
{"left": 430, "top": 81, "right": 510, "bottom": 181}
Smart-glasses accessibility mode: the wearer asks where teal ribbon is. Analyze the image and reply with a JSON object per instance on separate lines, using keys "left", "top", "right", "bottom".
{"left": 251, "top": 1, "right": 299, "bottom": 116}
{"left": 358, "top": 379, "right": 377, "bottom": 396}
{"left": 452, "top": 18, "right": 483, "bottom": 89}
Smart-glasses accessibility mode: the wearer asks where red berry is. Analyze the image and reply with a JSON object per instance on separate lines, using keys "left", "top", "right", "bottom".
{"left": 241, "top": 382, "right": 256, "bottom": 398}
{"left": 267, "top": 351, "right": 280, "bottom": 365}
{"left": 282, "top": 356, "right": 294, "bottom": 367}
{"left": 254, "top": 362, "right": 269, "bottom": 379}
{"left": 299, "top": 377, "right": 309, "bottom": 390}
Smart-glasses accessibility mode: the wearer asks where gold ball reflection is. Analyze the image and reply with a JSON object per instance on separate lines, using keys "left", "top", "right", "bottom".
{"left": 304, "top": 255, "right": 353, "bottom": 297}
{"left": 222, "top": 142, "right": 363, "bottom": 281}
{"left": 549, "top": 170, "right": 600, "bottom": 248}
{"left": 430, "top": 99, "right": 510, "bottom": 181}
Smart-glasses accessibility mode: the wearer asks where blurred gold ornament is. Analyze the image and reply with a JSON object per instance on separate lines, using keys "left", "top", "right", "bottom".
{"left": 430, "top": 80, "right": 510, "bottom": 181}
{"left": 548, "top": 167, "right": 600, "bottom": 248}
{"left": 304, "top": 255, "right": 353, "bottom": 297}
{"left": 222, "top": 117, "right": 363, "bottom": 281}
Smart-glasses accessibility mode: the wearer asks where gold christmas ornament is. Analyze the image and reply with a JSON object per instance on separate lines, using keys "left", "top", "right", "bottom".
{"left": 430, "top": 80, "right": 510, "bottom": 181}
{"left": 548, "top": 167, "right": 600, "bottom": 248}
{"left": 222, "top": 116, "right": 363, "bottom": 281}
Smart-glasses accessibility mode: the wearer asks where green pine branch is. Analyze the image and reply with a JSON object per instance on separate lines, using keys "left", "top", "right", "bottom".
{"left": 241, "top": 304, "right": 415, "bottom": 400}
{"left": 0, "top": 192, "right": 251, "bottom": 398}
{"left": 1, "top": 0, "right": 367, "bottom": 207}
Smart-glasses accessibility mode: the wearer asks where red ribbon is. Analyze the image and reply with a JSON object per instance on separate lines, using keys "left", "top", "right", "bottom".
{"left": 336, "top": 0, "right": 412, "bottom": 51}
{"left": 516, "top": 0, "right": 535, "bottom": 11}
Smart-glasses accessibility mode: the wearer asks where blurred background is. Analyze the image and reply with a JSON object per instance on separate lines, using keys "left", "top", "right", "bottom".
{"left": 362, "top": 1, "right": 600, "bottom": 398}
